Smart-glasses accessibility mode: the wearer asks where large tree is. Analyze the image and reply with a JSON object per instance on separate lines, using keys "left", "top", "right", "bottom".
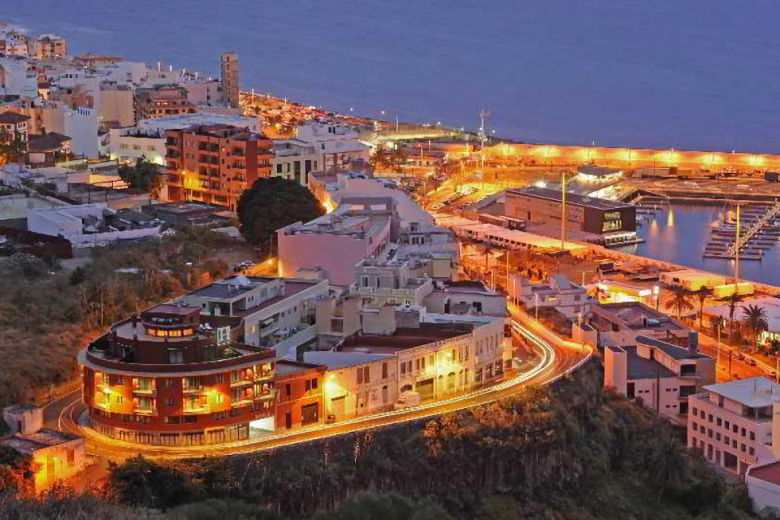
{"left": 237, "top": 177, "right": 324, "bottom": 249}
{"left": 117, "top": 158, "right": 164, "bottom": 195}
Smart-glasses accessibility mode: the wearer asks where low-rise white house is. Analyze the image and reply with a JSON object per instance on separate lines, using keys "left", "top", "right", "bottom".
{"left": 27, "top": 203, "right": 161, "bottom": 247}
{"left": 271, "top": 123, "right": 370, "bottom": 186}
{"left": 604, "top": 333, "right": 715, "bottom": 425}
{"left": 509, "top": 274, "right": 593, "bottom": 319}
{"left": 586, "top": 302, "right": 690, "bottom": 348}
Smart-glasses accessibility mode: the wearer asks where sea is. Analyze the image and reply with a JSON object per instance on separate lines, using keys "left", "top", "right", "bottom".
{"left": 7, "top": 0, "right": 780, "bottom": 152}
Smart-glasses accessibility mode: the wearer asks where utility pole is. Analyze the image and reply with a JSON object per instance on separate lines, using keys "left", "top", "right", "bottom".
{"left": 478, "top": 109, "right": 490, "bottom": 170}
{"left": 561, "top": 171, "right": 567, "bottom": 251}
{"left": 735, "top": 203, "right": 741, "bottom": 282}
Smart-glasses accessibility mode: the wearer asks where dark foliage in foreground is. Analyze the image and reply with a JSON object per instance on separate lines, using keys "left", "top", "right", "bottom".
{"left": 100, "top": 361, "right": 754, "bottom": 519}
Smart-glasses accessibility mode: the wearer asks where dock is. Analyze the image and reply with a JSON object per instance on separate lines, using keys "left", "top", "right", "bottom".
{"left": 703, "top": 201, "right": 780, "bottom": 261}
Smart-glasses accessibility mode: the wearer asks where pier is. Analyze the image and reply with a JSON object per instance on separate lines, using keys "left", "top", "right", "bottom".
{"left": 703, "top": 201, "right": 780, "bottom": 261}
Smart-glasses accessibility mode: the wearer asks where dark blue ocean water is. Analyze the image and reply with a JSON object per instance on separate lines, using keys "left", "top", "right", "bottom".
{"left": 7, "top": 1, "right": 780, "bottom": 151}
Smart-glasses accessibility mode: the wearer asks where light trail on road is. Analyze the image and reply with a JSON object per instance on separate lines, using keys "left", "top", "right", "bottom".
{"left": 56, "top": 317, "right": 589, "bottom": 461}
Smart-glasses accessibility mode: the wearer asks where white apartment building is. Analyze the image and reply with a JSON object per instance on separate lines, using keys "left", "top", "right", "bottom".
{"left": 604, "top": 334, "right": 715, "bottom": 425}
{"left": 108, "top": 127, "right": 166, "bottom": 165}
{"left": 305, "top": 306, "right": 507, "bottom": 421}
{"left": 509, "top": 274, "right": 593, "bottom": 320}
{"left": 586, "top": 302, "right": 690, "bottom": 348}
{"left": 174, "top": 275, "right": 329, "bottom": 360}
{"left": 271, "top": 123, "right": 370, "bottom": 186}
{"left": 688, "top": 377, "right": 780, "bottom": 476}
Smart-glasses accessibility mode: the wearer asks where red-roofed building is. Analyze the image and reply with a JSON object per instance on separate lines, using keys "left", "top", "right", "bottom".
{"left": 747, "top": 459, "right": 780, "bottom": 514}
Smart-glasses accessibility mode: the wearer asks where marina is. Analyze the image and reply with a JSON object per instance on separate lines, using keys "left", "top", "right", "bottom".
{"left": 617, "top": 202, "right": 780, "bottom": 286}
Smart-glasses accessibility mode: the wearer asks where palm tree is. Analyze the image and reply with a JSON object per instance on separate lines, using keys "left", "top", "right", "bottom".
{"left": 694, "top": 287, "right": 713, "bottom": 330}
{"left": 741, "top": 304, "right": 769, "bottom": 349}
{"left": 721, "top": 292, "right": 747, "bottom": 343}
{"left": 664, "top": 286, "right": 694, "bottom": 319}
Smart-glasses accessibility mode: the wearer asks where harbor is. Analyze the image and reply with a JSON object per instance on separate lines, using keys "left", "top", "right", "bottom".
{"left": 617, "top": 201, "right": 780, "bottom": 286}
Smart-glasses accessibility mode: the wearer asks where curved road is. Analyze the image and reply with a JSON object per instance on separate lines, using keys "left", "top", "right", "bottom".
{"left": 50, "top": 313, "right": 590, "bottom": 461}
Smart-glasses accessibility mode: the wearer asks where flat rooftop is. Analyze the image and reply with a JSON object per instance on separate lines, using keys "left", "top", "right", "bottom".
{"left": 597, "top": 302, "right": 686, "bottom": 331}
{"left": 275, "top": 360, "right": 324, "bottom": 376}
{"left": 703, "top": 377, "right": 780, "bottom": 408}
{"left": 304, "top": 351, "right": 392, "bottom": 369}
{"left": 636, "top": 336, "right": 708, "bottom": 360}
{"left": 610, "top": 346, "right": 678, "bottom": 380}
{"left": 507, "top": 186, "right": 633, "bottom": 211}
{"left": 0, "top": 428, "right": 81, "bottom": 454}
{"left": 705, "top": 296, "right": 780, "bottom": 333}
{"left": 341, "top": 323, "right": 473, "bottom": 353}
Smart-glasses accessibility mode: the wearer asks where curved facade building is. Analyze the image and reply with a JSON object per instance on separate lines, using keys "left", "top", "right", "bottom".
{"left": 79, "top": 303, "right": 276, "bottom": 446}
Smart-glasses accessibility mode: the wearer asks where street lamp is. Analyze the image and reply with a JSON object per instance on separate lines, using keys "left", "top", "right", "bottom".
{"left": 534, "top": 293, "right": 539, "bottom": 321}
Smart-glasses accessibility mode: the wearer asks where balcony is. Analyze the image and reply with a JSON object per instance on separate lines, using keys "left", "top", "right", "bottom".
{"left": 231, "top": 398, "right": 253, "bottom": 408}
{"left": 182, "top": 386, "right": 205, "bottom": 394}
{"left": 181, "top": 405, "right": 209, "bottom": 414}
{"left": 132, "top": 387, "right": 156, "bottom": 397}
{"left": 133, "top": 407, "right": 156, "bottom": 415}
{"left": 229, "top": 378, "right": 254, "bottom": 388}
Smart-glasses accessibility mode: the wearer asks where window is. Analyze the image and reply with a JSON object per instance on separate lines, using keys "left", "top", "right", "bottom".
{"left": 382, "top": 363, "right": 388, "bottom": 379}
{"left": 741, "top": 428, "right": 746, "bottom": 437}
{"left": 168, "top": 349, "right": 183, "bottom": 364}
{"left": 750, "top": 431, "right": 756, "bottom": 441}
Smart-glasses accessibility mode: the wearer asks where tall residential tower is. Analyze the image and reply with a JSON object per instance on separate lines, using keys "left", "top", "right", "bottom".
{"left": 221, "top": 52, "right": 239, "bottom": 108}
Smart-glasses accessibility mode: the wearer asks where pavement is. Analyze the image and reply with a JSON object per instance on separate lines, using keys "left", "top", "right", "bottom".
{"left": 48, "top": 308, "right": 590, "bottom": 462}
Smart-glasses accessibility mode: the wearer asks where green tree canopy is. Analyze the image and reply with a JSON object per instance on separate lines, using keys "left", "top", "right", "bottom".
{"left": 117, "top": 158, "right": 164, "bottom": 195}
{"left": 237, "top": 177, "right": 324, "bottom": 248}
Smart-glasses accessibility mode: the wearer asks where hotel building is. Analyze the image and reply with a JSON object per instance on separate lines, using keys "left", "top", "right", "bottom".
{"left": 164, "top": 123, "right": 273, "bottom": 210}
{"left": 79, "top": 303, "right": 277, "bottom": 446}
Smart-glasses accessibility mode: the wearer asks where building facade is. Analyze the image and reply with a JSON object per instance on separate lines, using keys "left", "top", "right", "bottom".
{"left": 221, "top": 52, "right": 239, "bottom": 108}
{"left": 134, "top": 85, "right": 196, "bottom": 121}
{"left": 79, "top": 304, "right": 277, "bottom": 446}
{"left": 604, "top": 334, "right": 715, "bottom": 425}
{"left": 164, "top": 123, "right": 273, "bottom": 210}
{"left": 688, "top": 377, "right": 780, "bottom": 476}
{"left": 275, "top": 361, "right": 326, "bottom": 430}
{"left": 504, "top": 186, "right": 636, "bottom": 245}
